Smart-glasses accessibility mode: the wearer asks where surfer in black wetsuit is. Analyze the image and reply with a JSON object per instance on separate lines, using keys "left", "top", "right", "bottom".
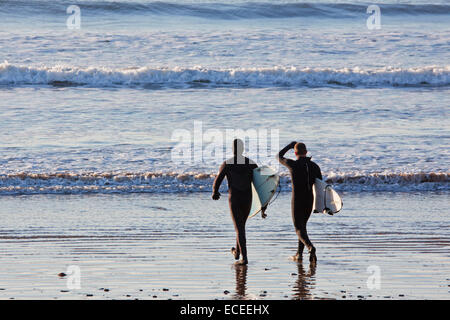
{"left": 277, "top": 142, "right": 322, "bottom": 263}
{"left": 212, "top": 139, "right": 257, "bottom": 265}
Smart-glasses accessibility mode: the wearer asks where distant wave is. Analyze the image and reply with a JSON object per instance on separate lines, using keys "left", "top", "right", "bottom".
{"left": 1, "top": 63, "right": 449, "bottom": 88}
{"left": 1, "top": 1, "right": 449, "bottom": 19}
{"left": 0, "top": 171, "right": 447, "bottom": 195}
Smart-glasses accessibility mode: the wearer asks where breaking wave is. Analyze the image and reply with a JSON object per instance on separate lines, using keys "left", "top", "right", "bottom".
{"left": 0, "top": 171, "right": 447, "bottom": 195}
{"left": 1, "top": 63, "right": 449, "bottom": 88}
{"left": 2, "top": 1, "right": 450, "bottom": 19}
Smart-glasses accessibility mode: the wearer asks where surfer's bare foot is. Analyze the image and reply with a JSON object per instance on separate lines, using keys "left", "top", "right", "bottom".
{"left": 235, "top": 259, "right": 248, "bottom": 266}
{"left": 309, "top": 247, "right": 317, "bottom": 263}
{"left": 231, "top": 247, "right": 240, "bottom": 260}
{"left": 291, "top": 254, "right": 303, "bottom": 262}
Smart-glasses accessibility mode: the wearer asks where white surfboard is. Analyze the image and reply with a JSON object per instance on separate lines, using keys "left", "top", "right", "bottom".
{"left": 249, "top": 166, "right": 280, "bottom": 218}
{"left": 312, "top": 178, "right": 343, "bottom": 215}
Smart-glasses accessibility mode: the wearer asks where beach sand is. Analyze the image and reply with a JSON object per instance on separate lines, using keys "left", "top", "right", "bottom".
{"left": 0, "top": 192, "right": 448, "bottom": 300}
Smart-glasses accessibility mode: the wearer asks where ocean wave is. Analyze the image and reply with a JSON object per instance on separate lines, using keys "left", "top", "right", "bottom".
{"left": 0, "top": 171, "right": 447, "bottom": 195}
{"left": 1, "top": 1, "right": 449, "bottom": 19}
{"left": 1, "top": 63, "right": 449, "bottom": 88}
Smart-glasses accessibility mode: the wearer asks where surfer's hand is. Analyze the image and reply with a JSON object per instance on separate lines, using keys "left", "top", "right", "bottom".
{"left": 212, "top": 192, "right": 220, "bottom": 200}
{"left": 261, "top": 205, "right": 268, "bottom": 219}
{"left": 289, "top": 141, "right": 296, "bottom": 148}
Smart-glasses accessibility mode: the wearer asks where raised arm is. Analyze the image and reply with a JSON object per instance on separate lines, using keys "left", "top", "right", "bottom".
{"left": 212, "top": 162, "right": 226, "bottom": 200}
{"left": 277, "top": 141, "right": 296, "bottom": 167}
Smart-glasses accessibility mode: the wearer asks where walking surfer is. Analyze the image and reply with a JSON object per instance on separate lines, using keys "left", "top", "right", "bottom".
{"left": 277, "top": 142, "right": 322, "bottom": 263}
{"left": 212, "top": 139, "right": 257, "bottom": 265}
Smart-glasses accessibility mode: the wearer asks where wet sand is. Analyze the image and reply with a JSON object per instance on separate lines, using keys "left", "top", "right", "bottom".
{"left": 0, "top": 192, "right": 448, "bottom": 299}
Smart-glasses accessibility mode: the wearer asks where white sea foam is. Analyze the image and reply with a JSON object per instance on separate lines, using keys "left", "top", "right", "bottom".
{"left": 1, "top": 62, "right": 449, "bottom": 88}
{"left": 0, "top": 171, "right": 447, "bottom": 195}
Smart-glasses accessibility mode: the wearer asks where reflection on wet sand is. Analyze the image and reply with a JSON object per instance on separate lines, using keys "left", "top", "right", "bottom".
{"left": 292, "top": 261, "right": 316, "bottom": 300}
{"left": 233, "top": 265, "right": 248, "bottom": 299}
{"left": 1, "top": 193, "right": 449, "bottom": 299}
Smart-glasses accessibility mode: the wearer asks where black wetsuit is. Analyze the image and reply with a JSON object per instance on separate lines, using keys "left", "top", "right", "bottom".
{"left": 213, "top": 156, "right": 257, "bottom": 261}
{"left": 278, "top": 144, "right": 322, "bottom": 255}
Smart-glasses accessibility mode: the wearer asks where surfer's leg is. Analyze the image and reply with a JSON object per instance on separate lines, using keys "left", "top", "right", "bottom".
{"left": 235, "top": 221, "right": 247, "bottom": 265}
{"left": 294, "top": 195, "right": 316, "bottom": 263}
{"left": 295, "top": 223, "right": 314, "bottom": 251}
{"left": 302, "top": 207, "right": 317, "bottom": 263}
{"left": 230, "top": 217, "right": 242, "bottom": 260}
{"left": 231, "top": 194, "right": 251, "bottom": 265}
{"left": 291, "top": 215, "right": 304, "bottom": 261}
{"left": 230, "top": 204, "right": 248, "bottom": 264}
{"left": 293, "top": 208, "right": 316, "bottom": 262}
{"left": 295, "top": 225, "right": 312, "bottom": 250}
{"left": 291, "top": 240, "right": 304, "bottom": 262}
{"left": 229, "top": 191, "right": 251, "bottom": 265}
{"left": 297, "top": 241, "right": 305, "bottom": 257}
{"left": 304, "top": 203, "right": 317, "bottom": 263}
{"left": 229, "top": 198, "right": 241, "bottom": 261}
{"left": 292, "top": 198, "right": 308, "bottom": 260}
{"left": 231, "top": 240, "right": 240, "bottom": 260}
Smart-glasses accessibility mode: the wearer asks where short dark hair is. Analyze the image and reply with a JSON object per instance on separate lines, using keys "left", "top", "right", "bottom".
{"left": 294, "top": 142, "right": 307, "bottom": 155}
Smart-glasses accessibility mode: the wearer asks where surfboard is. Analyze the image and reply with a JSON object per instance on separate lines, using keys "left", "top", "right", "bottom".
{"left": 249, "top": 166, "right": 280, "bottom": 218}
{"left": 312, "top": 178, "right": 343, "bottom": 215}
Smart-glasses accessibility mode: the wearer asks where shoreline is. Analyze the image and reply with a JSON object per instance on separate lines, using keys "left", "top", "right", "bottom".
{"left": 0, "top": 192, "right": 448, "bottom": 300}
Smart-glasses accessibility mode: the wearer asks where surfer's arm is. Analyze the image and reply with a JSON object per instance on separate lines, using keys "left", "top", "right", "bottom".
{"left": 317, "top": 166, "right": 323, "bottom": 180}
{"left": 277, "top": 142, "right": 296, "bottom": 167}
{"left": 312, "top": 161, "right": 323, "bottom": 180}
{"left": 212, "top": 162, "right": 226, "bottom": 199}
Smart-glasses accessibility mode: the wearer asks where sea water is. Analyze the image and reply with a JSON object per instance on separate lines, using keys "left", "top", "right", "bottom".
{"left": 0, "top": 0, "right": 448, "bottom": 299}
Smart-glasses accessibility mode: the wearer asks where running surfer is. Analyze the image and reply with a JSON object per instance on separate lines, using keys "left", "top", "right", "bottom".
{"left": 277, "top": 142, "right": 322, "bottom": 263}
{"left": 212, "top": 139, "right": 257, "bottom": 265}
